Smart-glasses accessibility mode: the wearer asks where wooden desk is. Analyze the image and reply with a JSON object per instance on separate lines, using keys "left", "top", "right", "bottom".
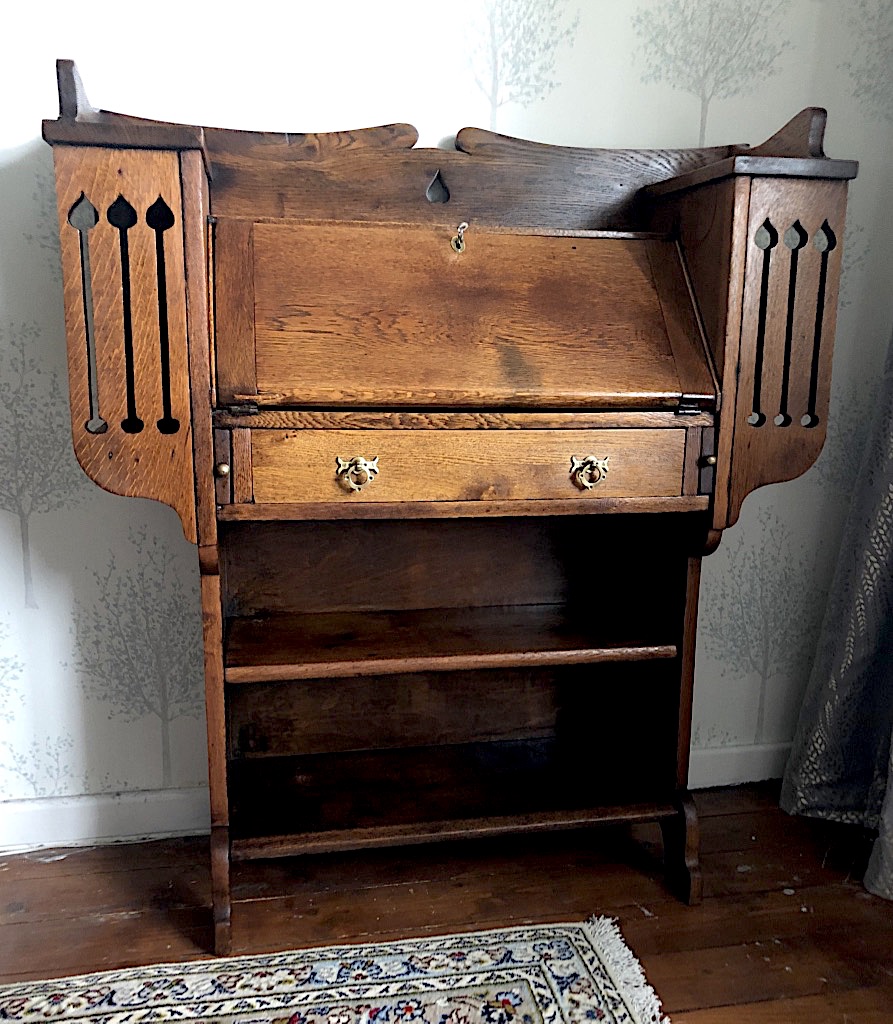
{"left": 44, "top": 61, "right": 856, "bottom": 954}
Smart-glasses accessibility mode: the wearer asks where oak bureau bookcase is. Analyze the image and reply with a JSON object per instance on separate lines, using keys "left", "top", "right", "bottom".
{"left": 43, "top": 60, "right": 857, "bottom": 954}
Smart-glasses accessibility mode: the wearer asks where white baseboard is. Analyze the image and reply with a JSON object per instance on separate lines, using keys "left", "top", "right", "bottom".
{"left": 689, "top": 742, "right": 791, "bottom": 789}
{"left": 0, "top": 745, "right": 791, "bottom": 853}
{"left": 0, "top": 787, "right": 210, "bottom": 854}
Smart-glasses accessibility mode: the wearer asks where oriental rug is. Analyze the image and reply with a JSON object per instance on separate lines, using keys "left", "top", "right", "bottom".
{"left": 0, "top": 918, "right": 667, "bottom": 1024}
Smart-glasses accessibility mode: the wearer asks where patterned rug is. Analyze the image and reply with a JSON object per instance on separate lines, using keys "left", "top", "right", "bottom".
{"left": 0, "top": 918, "right": 667, "bottom": 1024}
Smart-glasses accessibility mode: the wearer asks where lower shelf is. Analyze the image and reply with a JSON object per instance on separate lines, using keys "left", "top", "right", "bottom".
{"left": 230, "top": 802, "right": 679, "bottom": 860}
{"left": 229, "top": 728, "right": 679, "bottom": 854}
{"left": 224, "top": 604, "right": 677, "bottom": 683}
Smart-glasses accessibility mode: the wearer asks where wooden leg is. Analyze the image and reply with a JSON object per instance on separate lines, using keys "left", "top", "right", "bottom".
{"left": 660, "top": 791, "right": 702, "bottom": 905}
{"left": 211, "top": 825, "right": 233, "bottom": 955}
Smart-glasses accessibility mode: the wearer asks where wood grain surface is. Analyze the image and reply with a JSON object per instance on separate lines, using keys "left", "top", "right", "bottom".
{"left": 206, "top": 128, "right": 736, "bottom": 229}
{"left": 53, "top": 146, "right": 197, "bottom": 541}
{"left": 212, "top": 409, "right": 715, "bottom": 430}
{"left": 727, "top": 178, "right": 848, "bottom": 524}
{"left": 224, "top": 605, "right": 678, "bottom": 683}
{"left": 179, "top": 151, "right": 216, "bottom": 548}
{"left": 3, "top": 782, "right": 888, "bottom": 1024}
{"left": 242, "top": 226, "right": 709, "bottom": 409}
{"left": 250, "top": 428, "right": 685, "bottom": 503}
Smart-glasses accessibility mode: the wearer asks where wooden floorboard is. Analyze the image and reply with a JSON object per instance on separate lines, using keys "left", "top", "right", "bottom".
{"left": 0, "top": 785, "right": 890, "bottom": 1024}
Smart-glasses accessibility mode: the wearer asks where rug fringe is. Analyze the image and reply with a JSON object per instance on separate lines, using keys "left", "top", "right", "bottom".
{"left": 584, "top": 916, "right": 669, "bottom": 1024}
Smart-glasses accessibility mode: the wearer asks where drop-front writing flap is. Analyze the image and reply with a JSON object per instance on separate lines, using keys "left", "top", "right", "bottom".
{"left": 215, "top": 223, "right": 715, "bottom": 411}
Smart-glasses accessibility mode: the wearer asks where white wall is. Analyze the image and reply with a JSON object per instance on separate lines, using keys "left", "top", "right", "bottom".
{"left": 1, "top": 0, "right": 891, "bottom": 849}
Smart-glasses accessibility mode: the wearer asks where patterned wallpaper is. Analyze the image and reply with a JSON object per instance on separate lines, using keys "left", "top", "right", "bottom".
{"left": 0, "top": 0, "right": 891, "bottom": 846}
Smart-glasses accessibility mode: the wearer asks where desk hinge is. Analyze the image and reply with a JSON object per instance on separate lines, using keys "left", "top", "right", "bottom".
{"left": 225, "top": 402, "right": 259, "bottom": 416}
{"left": 676, "top": 398, "right": 702, "bottom": 416}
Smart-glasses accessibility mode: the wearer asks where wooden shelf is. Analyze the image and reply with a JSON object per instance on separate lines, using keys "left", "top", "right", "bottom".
{"left": 224, "top": 604, "right": 677, "bottom": 683}
{"left": 228, "top": 737, "right": 679, "bottom": 850}
{"left": 230, "top": 803, "right": 678, "bottom": 861}
{"left": 217, "top": 496, "right": 711, "bottom": 522}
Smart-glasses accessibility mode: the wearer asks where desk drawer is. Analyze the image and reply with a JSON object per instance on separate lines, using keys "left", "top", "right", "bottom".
{"left": 249, "top": 429, "right": 684, "bottom": 504}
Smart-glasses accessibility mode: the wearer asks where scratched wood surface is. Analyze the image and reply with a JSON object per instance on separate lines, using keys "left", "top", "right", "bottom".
{"left": 243, "top": 227, "right": 711, "bottom": 409}
{"left": 205, "top": 127, "right": 736, "bottom": 230}
{"left": 1, "top": 783, "right": 888, "bottom": 1024}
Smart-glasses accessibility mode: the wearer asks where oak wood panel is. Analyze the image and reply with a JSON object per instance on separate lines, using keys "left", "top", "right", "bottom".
{"left": 644, "top": 155, "right": 858, "bottom": 198}
{"left": 676, "top": 558, "right": 701, "bottom": 790}
{"left": 179, "top": 151, "right": 216, "bottom": 549}
{"left": 644, "top": 241, "right": 715, "bottom": 404}
{"left": 213, "top": 219, "right": 256, "bottom": 404}
{"left": 746, "top": 107, "right": 829, "bottom": 159}
{"left": 714, "top": 178, "right": 753, "bottom": 527}
{"left": 53, "top": 146, "right": 197, "bottom": 541}
{"left": 648, "top": 176, "right": 754, "bottom": 530}
{"left": 219, "top": 496, "right": 710, "bottom": 520}
{"left": 224, "top": 605, "right": 678, "bottom": 683}
{"left": 226, "top": 668, "right": 566, "bottom": 758}
{"left": 201, "top": 571, "right": 231, "bottom": 952}
{"left": 219, "top": 517, "right": 584, "bottom": 615}
{"left": 213, "top": 428, "right": 231, "bottom": 504}
{"left": 232, "top": 804, "right": 678, "bottom": 860}
{"left": 727, "top": 178, "right": 848, "bottom": 525}
{"left": 230, "top": 428, "right": 253, "bottom": 503}
{"left": 649, "top": 177, "right": 739, "bottom": 376}
{"left": 247, "top": 226, "right": 700, "bottom": 408}
{"left": 250, "top": 429, "right": 685, "bottom": 503}
{"left": 213, "top": 410, "right": 715, "bottom": 430}
{"left": 682, "top": 427, "right": 702, "bottom": 494}
{"left": 207, "top": 129, "right": 737, "bottom": 228}
{"left": 200, "top": 573, "right": 227, "bottom": 826}
{"left": 43, "top": 62, "right": 208, "bottom": 158}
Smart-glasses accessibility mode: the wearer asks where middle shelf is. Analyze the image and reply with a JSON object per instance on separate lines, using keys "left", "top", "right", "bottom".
{"left": 224, "top": 604, "right": 678, "bottom": 683}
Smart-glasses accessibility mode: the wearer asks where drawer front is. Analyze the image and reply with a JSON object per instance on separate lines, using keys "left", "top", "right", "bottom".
{"left": 250, "top": 429, "right": 684, "bottom": 503}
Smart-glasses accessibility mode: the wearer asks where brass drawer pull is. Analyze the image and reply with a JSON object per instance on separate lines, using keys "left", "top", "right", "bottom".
{"left": 570, "top": 455, "right": 609, "bottom": 491}
{"left": 336, "top": 455, "right": 379, "bottom": 492}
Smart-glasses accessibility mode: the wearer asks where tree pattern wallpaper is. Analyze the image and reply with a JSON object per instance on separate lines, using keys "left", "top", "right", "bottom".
{"left": 0, "top": 0, "right": 891, "bottom": 846}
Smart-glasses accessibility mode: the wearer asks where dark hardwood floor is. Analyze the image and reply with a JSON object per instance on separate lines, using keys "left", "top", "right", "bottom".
{"left": 1, "top": 784, "right": 890, "bottom": 1021}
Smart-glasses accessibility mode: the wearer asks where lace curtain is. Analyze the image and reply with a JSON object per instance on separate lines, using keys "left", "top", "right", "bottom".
{"left": 781, "top": 334, "right": 893, "bottom": 899}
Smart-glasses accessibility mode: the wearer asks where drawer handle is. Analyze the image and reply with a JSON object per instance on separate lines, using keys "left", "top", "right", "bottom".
{"left": 570, "top": 455, "right": 609, "bottom": 491}
{"left": 336, "top": 455, "right": 380, "bottom": 492}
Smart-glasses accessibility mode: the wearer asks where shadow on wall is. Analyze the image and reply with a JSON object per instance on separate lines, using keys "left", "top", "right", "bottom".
{"left": 0, "top": 141, "right": 205, "bottom": 807}
{"left": 0, "top": 142, "right": 83, "bottom": 611}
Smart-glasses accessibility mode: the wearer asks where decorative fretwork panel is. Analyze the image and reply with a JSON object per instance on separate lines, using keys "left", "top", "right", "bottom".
{"left": 727, "top": 178, "right": 848, "bottom": 524}
{"left": 53, "top": 147, "right": 196, "bottom": 541}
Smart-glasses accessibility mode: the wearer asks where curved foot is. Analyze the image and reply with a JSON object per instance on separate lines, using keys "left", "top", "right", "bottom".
{"left": 660, "top": 791, "right": 702, "bottom": 904}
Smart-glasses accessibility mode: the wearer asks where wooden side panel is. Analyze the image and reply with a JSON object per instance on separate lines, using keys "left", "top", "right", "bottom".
{"left": 250, "top": 428, "right": 685, "bottom": 503}
{"left": 726, "top": 179, "right": 848, "bottom": 525}
{"left": 53, "top": 147, "right": 196, "bottom": 541}
{"left": 179, "top": 150, "right": 216, "bottom": 549}
{"left": 214, "top": 219, "right": 257, "bottom": 405}
{"left": 652, "top": 177, "right": 740, "bottom": 373}
{"left": 201, "top": 571, "right": 228, "bottom": 826}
